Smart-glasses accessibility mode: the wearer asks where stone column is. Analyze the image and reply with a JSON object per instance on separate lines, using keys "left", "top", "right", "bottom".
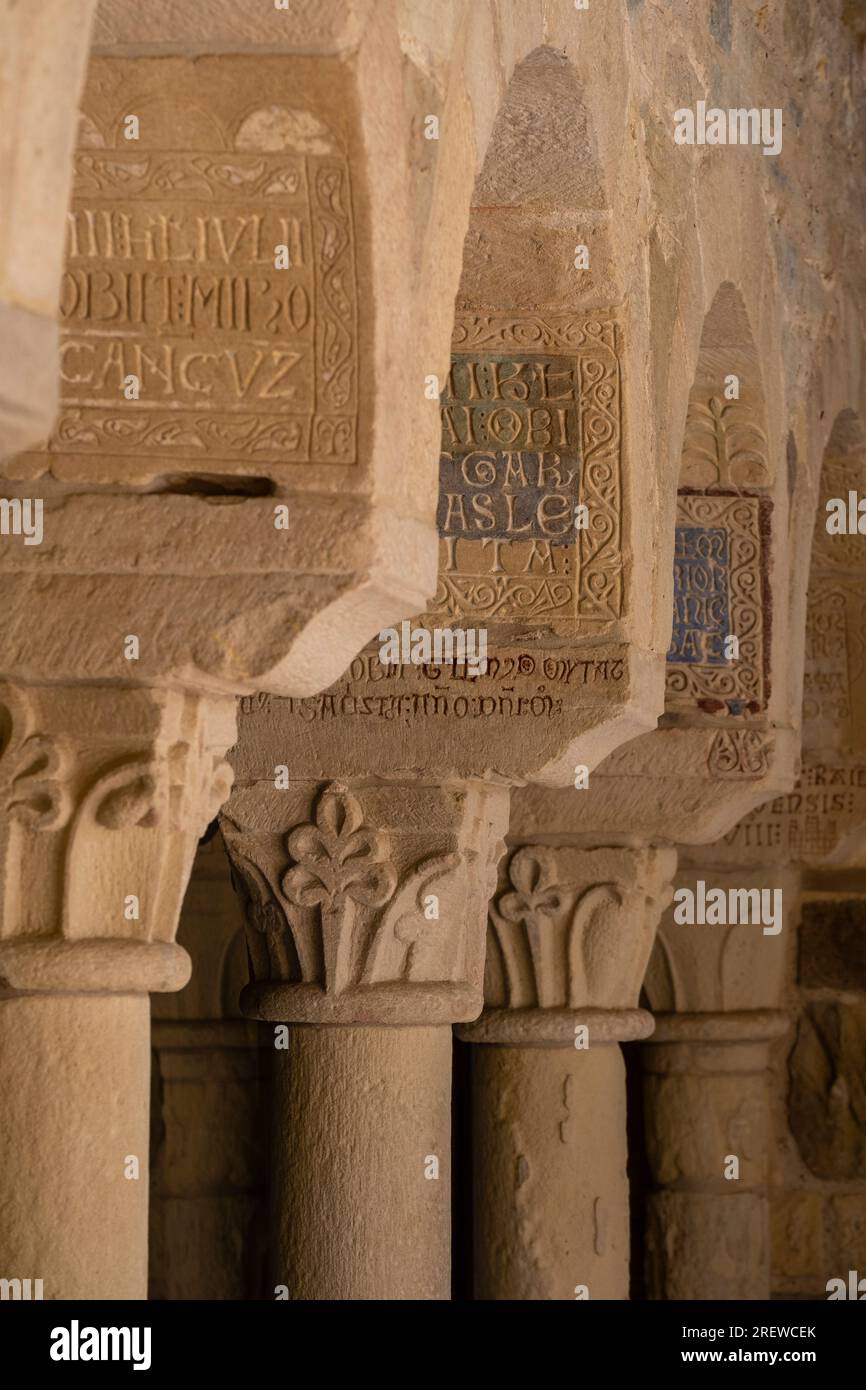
{"left": 221, "top": 776, "right": 509, "bottom": 1300}
{"left": 457, "top": 844, "right": 675, "bottom": 1300}
{"left": 0, "top": 681, "right": 235, "bottom": 1299}
{"left": 640, "top": 866, "right": 794, "bottom": 1299}
{"left": 0, "top": 6, "right": 486, "bottom": 1301}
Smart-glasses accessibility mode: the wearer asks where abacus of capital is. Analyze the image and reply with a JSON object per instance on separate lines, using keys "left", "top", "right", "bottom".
{"left": 0, "top": 0, "right": 865, "bottom": 1310}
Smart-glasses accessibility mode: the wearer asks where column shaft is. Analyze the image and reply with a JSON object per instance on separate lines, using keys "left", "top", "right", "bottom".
{"left": 272, "top": 1024, "right": 451, "bottom": 1300}
{"left": 472, "top": 1042, "right": 629, "bottom": 1300}
{"left": 0, "top": 993, "right": 150, "bottom": 1299}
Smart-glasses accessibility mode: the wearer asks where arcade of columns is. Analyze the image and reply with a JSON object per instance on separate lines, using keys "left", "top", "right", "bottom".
{"left": 1, "top": 0, "right": 865, "bottom": 1301}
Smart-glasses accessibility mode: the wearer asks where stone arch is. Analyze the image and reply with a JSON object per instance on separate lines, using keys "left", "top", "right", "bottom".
{"left": 456, "top": 45, "right": 619, "bottom": 314}
{"left": 432, "top": 44, "right": 631, "bottom": 660}
{"left": 677, "top": 282, "right": 771, "bottom": 492}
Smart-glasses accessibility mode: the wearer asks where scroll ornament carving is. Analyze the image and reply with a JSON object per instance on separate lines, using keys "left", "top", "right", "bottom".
{"left": 0, "top": 732, "right": 69, "bottom": 831}
{"left": 707, "top": 729, "right": 774, "bottom": 779}
{"left": 89, "top": 746, "right": 232, "bottom": 837}
{"left": 491, "top": 846, "right": 672, "bottom": 1011}
{"left": 0, "top": 687, "right": 69, "bottom": 831}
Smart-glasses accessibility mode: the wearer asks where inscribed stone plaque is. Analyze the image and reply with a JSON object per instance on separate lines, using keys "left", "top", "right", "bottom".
{"left": 720, "top": 755, "right": 866, "bottom": 862}
{"left": 668, "top": 526, "right": 730, "bottom": 664}
{"left": 666, "top": 492, "right": 769, "bottom": 715}
{"left": 20, "top": 58, "right": 359, "bottom": 481}
{"left": 428, "top": 315, "right": 623, "bottom": 631}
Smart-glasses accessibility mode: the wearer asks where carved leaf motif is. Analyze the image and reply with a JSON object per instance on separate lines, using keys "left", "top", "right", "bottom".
{"left": 499, "top": 847, "right": 567, "bottom": 925}
{"left": 283, "top": 785, "right": 396, "bottom": 911}
{"left": 282, "top": 785, "right": 397, "bottom": 994}
{"left": 363, "top": 853, "right": 461, "bottom": 984}
{"left": 682, "top": 396, "right": 769, "bottom": 488}
{"left": 568, "top": 884, "right": 627, "bottom": 1006}
{"left": 225, "top": 842, "right": 301, "bottom": 984}
{"left": 497, "top": 847, "right": 570, "bottom": 1008}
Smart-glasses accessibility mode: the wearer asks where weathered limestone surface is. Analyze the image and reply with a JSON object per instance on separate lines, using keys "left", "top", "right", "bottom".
{"left": 271, "top": 1025, "right": 451, "bottom": 1300}
{"left": 459, "top": 844, "right": 674, "bottom": 1300}
{"left": 2, "top": 0, "right": 866, "bottom": 1306}
{"left": 0, "top": 0, "right": 507, "bottom": 1302}
{"left": 0, "top": 683, "right": 234, "bottom": 1297}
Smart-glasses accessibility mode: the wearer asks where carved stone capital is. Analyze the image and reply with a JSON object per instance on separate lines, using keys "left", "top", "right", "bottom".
{"left": 458, "top": 843, "right": 676, "bottom": 1045}
{"left": 220, "top": 778, "right": 509, "bottom": 1025}
{"left": 0, "top": 681, "right": 235, "bottom": 994}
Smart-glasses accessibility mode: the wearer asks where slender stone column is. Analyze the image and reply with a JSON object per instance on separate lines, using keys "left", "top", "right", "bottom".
{"left": 641, "top": 865, "right": 795, "bottom": 1300}
{"left": 272, "top": 1025, "right": 451, "bottom": 1299}
{"left": 458, "top": 844, "right": 675, "bottom": 1300}
{"left": 0, "top": 681, "right": 235, "bottom": 1299}
{"left": 222, "top": 776, "right": 509, "bottom": 1300}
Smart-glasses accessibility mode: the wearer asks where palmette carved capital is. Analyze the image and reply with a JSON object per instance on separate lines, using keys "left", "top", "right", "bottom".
{"left": 0, "top": 681, "right": 236, "bottom": 995}
{"left": 221, "top": 778, "right": 509, "bottom": 1025}
{"left": 458, "top": 844, "right": 676, "bottom": 1046}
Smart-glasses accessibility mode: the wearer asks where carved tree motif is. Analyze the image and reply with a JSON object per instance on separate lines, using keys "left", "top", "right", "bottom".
{"left": 682, "top": 396, "right": 769, "bottom": 488}
{"left": 282, "top": 784, "right": 397, "bottom": 994}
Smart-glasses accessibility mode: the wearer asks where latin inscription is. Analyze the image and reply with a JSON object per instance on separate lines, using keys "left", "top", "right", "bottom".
{"left": 239, "top": 648, "right": 627, "bottom": 724}
{"left": 668, "top": 526, "right": 730, "bottom": 664}
{"left": 723, "top": 760, "right": 866, "bottom": 860}
{"left": 31, "top": 63, "right": 358, "bottom": 473}
{"left": 665, "top": 493, "right": 767, "bottom": 714}
{"left": 428, "top": 320, "right": 623, "bottom": 629}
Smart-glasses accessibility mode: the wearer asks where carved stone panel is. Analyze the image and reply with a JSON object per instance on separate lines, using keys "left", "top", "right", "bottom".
{"left": 13, "top": 58, "right": 360, "bottom": 483}
{"left": 227, "top": 311, "right": 645, "bottom": 784}
{"left": 429, "top": 314, "right": 622, "bottom": 632}
{"left": 679, "top": 394, "right": 771, "bottom": 491}
{"left": 666, "top": 492, "right": 769, "bottom": 715}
